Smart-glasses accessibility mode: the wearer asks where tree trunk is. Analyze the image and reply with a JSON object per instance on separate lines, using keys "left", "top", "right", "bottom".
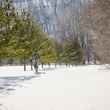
{"left": 48, "top": 63, "right": 50, "bottom": 68}
{"left": 42, "top": 63, "right": 44, "bottom": 69}
{"left": 30, "top": 59, "right": 33, "bottom": 71}
{"left": 24, "top": 56, "right": 26, "bottom": 71}
{"left": 87, "top": 56, "right": 90, "bottom": 64}
{"left": 66, "top": 64, "right": 68, "bottom": 67}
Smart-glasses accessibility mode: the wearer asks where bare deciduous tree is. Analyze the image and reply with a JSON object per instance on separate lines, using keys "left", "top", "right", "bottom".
{"left": 81, "top": 0, "right": 110, "bottom": 64}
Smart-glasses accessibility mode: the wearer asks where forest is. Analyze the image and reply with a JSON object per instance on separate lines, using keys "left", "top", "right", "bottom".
{"left": 0, "top": 1, "right": 110, "bottom": 109}
{"left": 0, "top": 0, "right": 110, "bottom": 68}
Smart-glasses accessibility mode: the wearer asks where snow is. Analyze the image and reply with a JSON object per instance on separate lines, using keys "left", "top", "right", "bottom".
{"left": 0, "top": 65, "right": 110, "bottom": 110}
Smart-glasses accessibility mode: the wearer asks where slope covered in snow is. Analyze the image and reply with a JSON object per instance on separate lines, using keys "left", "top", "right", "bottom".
{"left": 0, "top": 65, "right": 110, "bottom": 110}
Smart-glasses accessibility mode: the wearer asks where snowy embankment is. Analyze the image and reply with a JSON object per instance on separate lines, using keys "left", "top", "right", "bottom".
{"left": 0, "top": 65, "right": 110, "bottom": 110}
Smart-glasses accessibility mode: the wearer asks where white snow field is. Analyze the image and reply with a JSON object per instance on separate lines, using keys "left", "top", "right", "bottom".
{"left": 0, "top": 65, "right": 110, "bottom": 110}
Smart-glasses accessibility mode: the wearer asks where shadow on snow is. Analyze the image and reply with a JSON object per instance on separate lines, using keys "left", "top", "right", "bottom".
{"left": 0, "top": 75, "right": 37, "bottom": 95}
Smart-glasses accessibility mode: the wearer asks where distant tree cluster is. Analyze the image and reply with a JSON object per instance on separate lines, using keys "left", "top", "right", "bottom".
{"left": 0, "top": 0, "right": 84, "bottom": 67}
{"left": 0, "top": 0, "right": 57, "bottom": 66}
{"left": 81, "top": 0, "right": 110, "bottom": 64}
{"left": 61, "top": 38, "right": 84, "bottom": 65}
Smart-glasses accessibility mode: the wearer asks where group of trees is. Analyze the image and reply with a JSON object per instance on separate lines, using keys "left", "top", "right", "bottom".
{"left": 14, "top": 0, "right": 83, "bottom": 38}
{"left": 61, "top": 38, "right": 83, "bottom": 64}
{"left": 0, "top": 0, "right": 57, "bottom": 67}
{"left": 80, "top": 0, "right": 110, "bottom": 64}
{"left": 11, "top": 0, "right": 110, "bottom": 65}
{"left": 56, "top": 0, "right": 110, "bottom": 64}
{"left": 0, "top": 0, "right": 84, "bottom": 68}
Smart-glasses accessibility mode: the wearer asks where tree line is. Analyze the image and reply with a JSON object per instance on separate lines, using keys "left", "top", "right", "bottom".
{"left": 0, "top": 0, "right": 84, "bottom": 69}
{"left": 80, "top": 0, "right": 110, "bottom": 64}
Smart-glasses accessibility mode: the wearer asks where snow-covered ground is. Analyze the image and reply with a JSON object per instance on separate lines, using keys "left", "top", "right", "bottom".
{"left": 0, "top": 65, "right": 110, "bottom": 110}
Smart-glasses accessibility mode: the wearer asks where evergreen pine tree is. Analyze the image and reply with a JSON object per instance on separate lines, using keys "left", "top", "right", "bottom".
{"left": 62, "top": 38, "right": 83, "bottom": 65}
{"left": 0, "top": 0, "right": 16, "bottom": 59}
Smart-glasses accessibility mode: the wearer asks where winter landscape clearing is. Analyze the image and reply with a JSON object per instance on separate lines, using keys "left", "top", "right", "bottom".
{"left": 0, "top": 65, "right": 110, "bottom": 110}
{"left": 0, "top": 0, "right": 110, "bottom": 110}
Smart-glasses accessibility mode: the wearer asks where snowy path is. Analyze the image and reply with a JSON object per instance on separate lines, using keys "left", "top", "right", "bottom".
{"left": 0, "top": 65, "right": 110, "bottom": 110}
